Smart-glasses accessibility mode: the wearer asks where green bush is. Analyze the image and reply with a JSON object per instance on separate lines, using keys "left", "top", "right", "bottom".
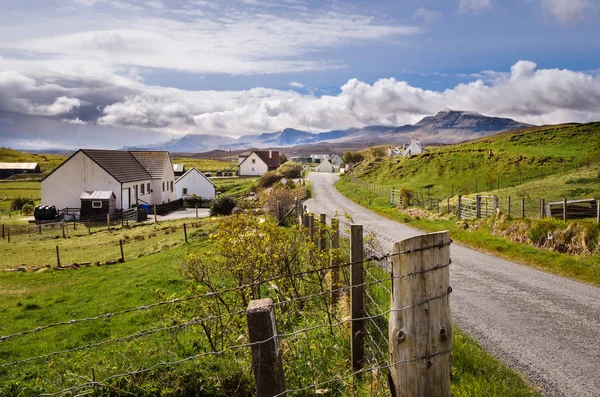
{"left": 342, "top": 151, "right": 364, "bottom": 164}
{"left": 210, "top": 196, "right": 237, "bottom": 216}
{"left": 277, "top": 162, "right": 303, "bottom": 178}
{"left": 10, "top": 197, "right": 34, "bottom": 210}
{"left": 259, "top": 171, "right": 283, "bottom": 188}
{"left": 21, "top": 203, "right": 35, "bottom": 216}
{"left": 184, "top": 194, "right": 203, "bottom": 208}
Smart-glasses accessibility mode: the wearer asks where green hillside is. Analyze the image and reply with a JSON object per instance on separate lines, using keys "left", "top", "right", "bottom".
{"left": 351, "top": 122, "right": 600, "bottom": 198}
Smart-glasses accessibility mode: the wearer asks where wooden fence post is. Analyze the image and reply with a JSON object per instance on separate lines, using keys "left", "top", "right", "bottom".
{"left": 56, "top": 245, "right": 60, "bottom": 267}
{"left": 331, "top": 218, "right": 340, "bottom": 306}
{"left": 389, "top": 231, "right": 452, "bottom": 397}
{"left": 521, "top": 198, "right": 525, "bottom": 219}
{"left": 475, "top": 195, "right": 481, "bottom": 219}
{"left": 107, "top": 214, "right": 110, "bottom": 231}
{"left": 119, "top": 240, "right": 125, "bottom": 263}
{"left": 2, "top": 224, "right": 4, "bottom": 239}
{"left": 437, "top": 199, "right": 440, "bottom": 213}
{"left": 309, "top": 214, "right": 316, "bottom": 243}
{"left": 246, "top": 298, "right": 286, "bottom": 397}
{"left": 183, "top": 223, "right": 188, "bottom": 243}
{"left": 153, "top": 205, "right": 157, "bottom": 223}
{"left": 563, "top": 198, "right": 567, "bottom": 222}
{"left": 350, "top": 224, "right": 364, "bottom": 371}
{"left": 62, "top": 222, "right": 66, "bottom": 239}
{"left": 195, "top": 204, "right": 198, "bottom": 219}
{"left": 493, "top": 196, "right": 499, "bottom": 213}
{"left": 319, "top": 214, "right": 327, "bottom": 251}
{"left": 507, "top": 196, "right": 511, "bottom": 217}
{"left": 7, "top": 227, "right": 10, "bottom": 243}
{"left": 457, "top": 196, "right": 462, "bottom": 219}
{"left": 447, "top": 197, "right": 450, "bottom": 214}
{"left": 540, "top": 198, "right": 545, "bottom": 219}
{"left": 276, "top": 200, "right": 282, "bottom": 223}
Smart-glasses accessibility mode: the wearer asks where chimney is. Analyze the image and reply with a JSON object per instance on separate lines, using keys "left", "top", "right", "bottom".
{"left": 269, "top": 150, "right": 272, "bottom": 158}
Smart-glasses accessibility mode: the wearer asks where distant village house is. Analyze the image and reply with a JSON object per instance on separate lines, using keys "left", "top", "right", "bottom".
{"left": 238, "top": 150, "right": 280, "bottom": 176}
{"left": 173, "top": 163, "right": 185, "bottom": 178}
{"left": 175, "top": 167, "right": 216, "bottom": 200}
{"left": 388, "top": 137, "right": 424, "bottom": 158}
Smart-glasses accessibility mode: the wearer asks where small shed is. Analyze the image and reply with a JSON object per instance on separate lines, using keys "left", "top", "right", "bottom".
{"left": 173, "top": 164, "right": 185, "bottom": 178}
{"left": 80, "top": 191, "right": 116, "bottom": 220}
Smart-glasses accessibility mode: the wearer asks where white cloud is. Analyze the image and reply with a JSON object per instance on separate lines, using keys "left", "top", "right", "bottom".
{"left": 459, "top": 0, "right": 492, "bottom": 13}
{"left": 289, "top": 82, "right": 305, "bottom": 88}
{"left": 1, "top": 60, "right": 600, "bottom": 140}
{"left": 539, "top": 0, "right": 591, "bottom": 24}
{"left": 414, "top": 7, "right": 443, "bottom": 22}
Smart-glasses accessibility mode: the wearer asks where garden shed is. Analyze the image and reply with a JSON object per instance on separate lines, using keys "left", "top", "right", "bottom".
{"left": 80, "top": 191, "right": 116, "bottom": 220}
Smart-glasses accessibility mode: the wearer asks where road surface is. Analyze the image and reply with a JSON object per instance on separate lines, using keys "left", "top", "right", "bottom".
{"left": 305, "top": 172, "right": 600, "bottom": 397}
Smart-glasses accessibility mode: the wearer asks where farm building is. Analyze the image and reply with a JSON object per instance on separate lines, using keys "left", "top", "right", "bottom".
{"left": 42, "top": 149, "right": 176, "bottom": 211}
{"left": 173, "top": 164, "right": 185, "bottom": 177}
{"left": 0, "top": 162, "right": 40, "bottom": 179}
{"left": 387, "top": 137, "right": 424, "bottom": 157}
{"left": 79, "top": 191, "right": 117, "bottom": 220}
{"left": 329, "top": 154, "right": 343, "bottom": 165}
{"left": 238, "top": 150, "right": 280, "bottom": 176}
{"left": 175, "top": 167, "right": 216, "bottom": 200}
{"left": 315, "top": 159, "right": 335, "bottom": 173}
{"left": 310, "top": 154, "right": 329, "bottom": 164}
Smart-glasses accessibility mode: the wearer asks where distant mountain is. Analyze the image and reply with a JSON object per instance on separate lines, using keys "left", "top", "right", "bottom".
{"left": 124, "top": 111, "right": 532, "bottom": 152}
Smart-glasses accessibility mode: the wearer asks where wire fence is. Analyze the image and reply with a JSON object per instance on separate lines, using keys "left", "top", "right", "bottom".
{"left": 0, "top": 205, "right": 453, "bottom": 396}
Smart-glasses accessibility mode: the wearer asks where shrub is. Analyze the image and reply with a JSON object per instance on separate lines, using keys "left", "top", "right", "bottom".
{"left": 10, "top": 197, "right": 34, "bottom": 210}
{"left": 342, "top": 151, "right": 364, "bottom": 164}
{"left": 277, "top": 162, "right": 303, "bottom": 178}
{"left": 260, "top": 185, "right": 295, "bottom": 218}
{"left": 259, "top": 171, "right": 283, "bottom": 188}
{"left": 22, "top": 203, "right": 35, "bottom": 216}
{"left": 210, "top": 196, "right": 237, "bottom": 216}
{"left": 184, "top": 194, "right": 203, "bottom": 208}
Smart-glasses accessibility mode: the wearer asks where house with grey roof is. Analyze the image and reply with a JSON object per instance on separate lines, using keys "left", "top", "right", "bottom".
{"left": 41, "top": 149, "right": 176, "bottom": 211}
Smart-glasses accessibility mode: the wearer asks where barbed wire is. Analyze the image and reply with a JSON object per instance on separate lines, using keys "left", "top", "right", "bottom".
{"left": 2, "top": 240, "right": 450, "bottom": 344}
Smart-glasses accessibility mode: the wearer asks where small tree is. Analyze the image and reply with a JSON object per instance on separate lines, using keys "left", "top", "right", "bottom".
{"left": 259, "top": 171, "right": 283, "bottom": 188}
{"left": 342, "top": 151, "right": 364, "bottom": 164}
{"left": 10, "top": 197, "right": 34, "bottom": 211}
{"left": 277, "top": 162, "right": 302, "bottom": 179}
{"left": 22, "top": 203, "right": 35, "bottom": 216}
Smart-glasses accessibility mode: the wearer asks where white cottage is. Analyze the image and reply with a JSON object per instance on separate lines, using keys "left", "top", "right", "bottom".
{"left": 403, "top": 138, "right": 423, "bottom": 157}
{"left": 175, "top": 167, "right": 216, "bottom": 200}
{"left": 315, "top": 159, "right": 335, "bottom": 173}
{"left": 238, "top": 150, "right": 280, "bottom": 176}
{"left": 41, "top": 149, "right": 176, "bottom": 210}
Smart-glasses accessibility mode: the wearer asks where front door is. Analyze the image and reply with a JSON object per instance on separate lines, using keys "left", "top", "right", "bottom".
{"left": 121, "top": 188, "right": 131, "bottom": 210}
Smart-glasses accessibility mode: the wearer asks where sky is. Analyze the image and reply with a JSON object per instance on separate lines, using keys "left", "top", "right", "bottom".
{"left": 0, "top": 0, "right": 599, "bottom": 149}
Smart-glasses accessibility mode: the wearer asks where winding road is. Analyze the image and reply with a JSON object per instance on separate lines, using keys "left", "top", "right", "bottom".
{"left": 305, "top": 172, "right": 600, "bottom": 397}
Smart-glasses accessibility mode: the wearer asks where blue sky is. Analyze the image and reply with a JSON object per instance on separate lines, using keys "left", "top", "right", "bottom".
{"left": 0, "top": 0, "right": 599, "bottom": 149}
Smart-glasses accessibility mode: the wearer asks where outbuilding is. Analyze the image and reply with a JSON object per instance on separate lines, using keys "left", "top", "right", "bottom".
{"left": 315, "top": 159, "right": 335, "bottom": 173}
{"left": 0, "top": 162, "right": 40, "bottom": 179}
{"left": 80, "top": 191, "right": 117, "bottom": 220}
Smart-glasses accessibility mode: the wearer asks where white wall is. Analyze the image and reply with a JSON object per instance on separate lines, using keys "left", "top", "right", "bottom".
{"left": 239, "top": 152, "right": 269, "bottom": 176}
{"left": 42, "top": 151, "right": 120, "bottom": 210}
{"left": 316, "top": 160, "right": 334, "bottom": 173}
{"left": 175, "top": 169, "right": 216, "bottom": 200}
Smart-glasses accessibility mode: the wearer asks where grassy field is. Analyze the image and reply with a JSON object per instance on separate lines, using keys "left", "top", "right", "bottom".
{"left": 213, "top": 177, "right": 258, "bottom": 197}
{"left": 0, "top": 181, "right": 41, "bottom": 211}
{"left": 352, "top": 122, "right": 600, "bottom": 198}
{"left": 172, "top": 157, "right": 236, "bottom": 173}
{"left": 0, "top": 214, "right": 540, "bottom": 396}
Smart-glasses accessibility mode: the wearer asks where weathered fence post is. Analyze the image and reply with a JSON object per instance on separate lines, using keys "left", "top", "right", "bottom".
{"left": 475, "top": 195, "right": 481, "bottom": 219}
{"left": 7, "top": 227, "right": 10, "bottom": 243}
{"left": 309, "top": 214, "right": 316, "bottom": 243}
{"left": 350, "top": 224, "right": 364, "bottom": 371}
{"left": 195, "top": 204, "right": 198, "bottom": 219}
{"left": 507, "top": 196, "right": 511, "bottom": 217}
{"left": 540, "top": 198, "right": 545, "bottom": 219}
{"left": 106, "top": 214, "right": 110, "bottom": 231}
{"left": 319, "top": 214, "right": 327, "bottom": 251}
{"left": 276, "top": 200, "right": 282, "bottom": 223}
{"left": 493, "top": 196, "right": 499, "bottom": 213}
{"left": 119, "top": 240, "right": 125, "bottom": 263}
{"left": 153, "top": 205, "right": 157, "bottom": 223}
{"left": 246, "top": 298, "right": 286, "bottom": 397}
{"left": 56, "top": 245, "right": 60, "bottom": 267}
{"left": 62, "top": 222, "right": 66, "bottom": 239}
{"left": 563, "top": 198, "right": 567, "bottom": 222}
{"left": 183, "top": 223, "right": 188, "bottom": 243}
{"left": 2, "top": 224, "right": 4, "bottom": 239}
{"left": 330, "top": 218, "right": 340, "bottom": 306}
{"left": 457, "top": 196, "right": 462, "bottom": 219}
{"left": 389, "top": 231, "right": 452, "bottom": 397}
{"left": 447, "top": 197, "right": 450, "bottom": 214}
{"left": 521, "top": 197, "right": 525, "bottom": 219}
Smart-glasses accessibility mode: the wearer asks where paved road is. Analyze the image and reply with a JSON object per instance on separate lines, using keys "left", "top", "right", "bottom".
{"left": 305, "top": 173, "right": 600, "bottom": 397}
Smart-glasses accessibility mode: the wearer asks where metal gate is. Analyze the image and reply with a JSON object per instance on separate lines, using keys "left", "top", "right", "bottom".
{"left": 459, "top": 195, "right": 498, "bottom": 220}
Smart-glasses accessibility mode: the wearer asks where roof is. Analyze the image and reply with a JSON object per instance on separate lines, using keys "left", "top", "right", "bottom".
{"left": 253, "top": 150, "right": 280, "bottom": 169}
{"left": 173, "top": 164, "right": 185, "bottom": 173}
{"left": 81, "top": 149, "right": 152, "bottom": 183}
{"left": 80, "top": 191, "right": 116, "bottom": 200}
{"left": 0, "top": 162, "right": 39, "bottom": 170}
{"left": 130, "top": 151, "right": 169, "bottom": 179}
{"left": 175, "top": 167, "right": 215, "bottom": 187}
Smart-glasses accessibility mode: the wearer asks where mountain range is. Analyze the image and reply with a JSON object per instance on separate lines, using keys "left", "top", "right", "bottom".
{"left": 124, "top": 110, "right": 531, "bottom": 153}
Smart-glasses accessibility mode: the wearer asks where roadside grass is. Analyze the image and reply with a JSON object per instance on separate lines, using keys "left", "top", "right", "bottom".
{"left": 0, "top": 218, "right": 207, "bottom": 270}
{"left": 0, "top": 214, "right": 541, "bottom": 396}
{"left": 337, "top": 177, "right": 600, "bottom": 286}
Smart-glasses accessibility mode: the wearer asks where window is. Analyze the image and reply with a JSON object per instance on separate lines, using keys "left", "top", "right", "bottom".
{"left": 182, "top": 187, "right": 188, "bottom": 195}
{"left": 170, "top": 181, "right": 173, "bottom": 192}
{"left": 251, "top": 159, "right": 256, "bottom": 164}
{"left": 147, "top": 183, "right": 150, "bottom": 193}
{"left": 140, "top": 183, "right": 145, "bottom": 195}
{"left": 92, "top": 201, "right": 102, "bottom": 209}
{"left": 162, "top": 182, "right": 165, "bottom": 191}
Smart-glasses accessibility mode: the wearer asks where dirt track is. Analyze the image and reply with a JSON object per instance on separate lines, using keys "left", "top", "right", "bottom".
{"left": 305, "top": 172, "right": 600, "bottom": 397}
